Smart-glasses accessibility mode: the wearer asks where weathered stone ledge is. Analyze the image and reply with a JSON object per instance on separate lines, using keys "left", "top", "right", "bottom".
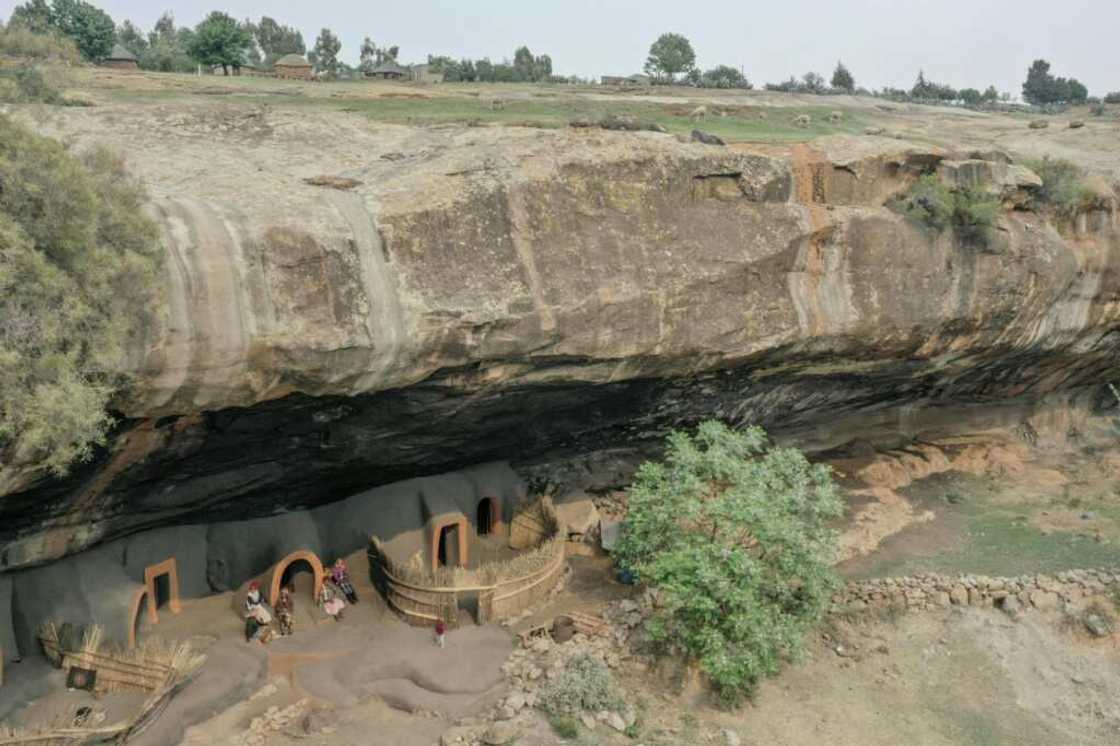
{"left": 832, "top": 568, "right": 1120, "bottom": 615}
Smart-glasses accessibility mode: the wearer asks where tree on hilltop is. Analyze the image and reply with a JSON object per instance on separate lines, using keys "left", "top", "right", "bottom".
{"left": 187, "top": 11, "right": 249, "bottom": 76}
{"left": 10, "top": 0, "right": 115, "bottom": 61}
{"left": 1022, "top": 59, "right": 1089, "bottom": 105}
{"left": 831, "top": 61, "right": 854, "bottom": 92}
{"left": 309, "top": 28, "right": 341, "bottom": 78}
{"left": 644, "top": 32, "right": 695, "bottom": 83}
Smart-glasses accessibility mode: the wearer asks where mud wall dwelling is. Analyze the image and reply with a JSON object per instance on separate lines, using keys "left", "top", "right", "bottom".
{"left": 0, "top": 462, "right": 523, "bottom": 661}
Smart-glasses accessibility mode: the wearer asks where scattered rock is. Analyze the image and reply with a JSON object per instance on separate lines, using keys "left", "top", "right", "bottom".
{"left": 863, "top": 126, "right": 886, "bottom": 136}
{"left": 599, "top": 519, "right": 622, "bottom": 551}
{"left": 301, "top": 709, "right": 338, "bottom": 736}
{"left": 1084, "top": 613, "right": 1113, "bottom": 638}
{"left": 554, "top": 492, "right": 601, "bottom": 536}
{"left": 481, "top": 721, "right": 521, "bottom": 745}
{"left": 1028, "top": 120, "right": 1049, "bottom": 130}
{"left": 691, "top": 129, "right": 726, "bottom": 146}
{"left": 1069, "top": 120, "right": 1085, "bottom": 129}
{"left": 441, "top": 725, "right": 479, "bottom": 746}
{"left": 302, "top": 175, "right": 363, "bottom": 190}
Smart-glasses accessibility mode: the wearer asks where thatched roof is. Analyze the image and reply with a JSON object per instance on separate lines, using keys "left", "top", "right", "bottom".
{"left": 275, "top": 53, "right": 311, "bottom": 68}
{"left": 107, "top": 44, "right": 138, "bottom": 62}
{"left": 369, "top": 61, "right": 410, "bottom": 76}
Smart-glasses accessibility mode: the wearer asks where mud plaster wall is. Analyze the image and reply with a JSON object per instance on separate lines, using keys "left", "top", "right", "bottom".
{"left": 9, "top": 544, "right": 141, "bottom": 659}
{"left": 0, "top": 574, "right": 16, "bottom": 663}
{"left": 3, "top": 462, "right": 523, "bottom": 657}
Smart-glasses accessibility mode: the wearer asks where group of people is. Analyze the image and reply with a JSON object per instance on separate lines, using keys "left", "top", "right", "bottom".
{"left": 243, "top": 558, "right": 360, "bottom": 643}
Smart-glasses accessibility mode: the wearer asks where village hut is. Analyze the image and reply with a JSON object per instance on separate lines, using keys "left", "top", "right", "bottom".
{"left": 274, "top": 53, "right": 313, "bottom": 80}
{"left": 102, "top": 44, "right": 139, "bottom": 71}
{"left": 366, "top": 61, "right": 411, "bottom": 80}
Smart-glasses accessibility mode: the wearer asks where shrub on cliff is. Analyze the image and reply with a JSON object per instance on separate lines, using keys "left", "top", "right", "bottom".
{"left": 614, "top": 421, "right": 842, "bottom": 705}
{"left": 1025, "top": 157, "right": 1111, "bottom": 222}
{"left": 0, "top": 116, "right": 163, "bottom": 478}
{"left": 895, "top": 175, "right": 999, "bottom": 244}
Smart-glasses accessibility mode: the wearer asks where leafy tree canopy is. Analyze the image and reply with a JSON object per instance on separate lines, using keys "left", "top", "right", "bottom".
{"left": 614, "top": 421, "right": 842, "bottom": 704}
{"left": 254, "top": 15, "right": 304, "bottom": 67}
{"left": 1022, "top": 59, "right": 1089, "bottom": 105}
{"left": 644, "top": 32, "right": 695, "bottom": 82}
{"left": 0, "top": 117, "right": 163, "bottom": 479}
{"left": 831, "top": 61, "right": 854, "bottom": 92}
{"left": 309, "top": 27, "right": 341, "bottom": 77}
{"left": 699, "top": 64, "right": 750, "bottom": 90}
{"left": 187, "top": 11, "right": 249, "bottom": 74}
{"left": 9, "top": 0, "right": 115, "bottom": 61}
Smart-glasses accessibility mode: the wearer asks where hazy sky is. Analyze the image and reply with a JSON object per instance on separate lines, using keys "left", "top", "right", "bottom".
{"left": 3, "top": 0, "right": 1117, "bottom": 96}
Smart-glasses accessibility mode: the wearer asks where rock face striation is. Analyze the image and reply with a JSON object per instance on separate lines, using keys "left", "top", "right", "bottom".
{"left": 2, "top": 106, "right": 1118, "bottom": 569}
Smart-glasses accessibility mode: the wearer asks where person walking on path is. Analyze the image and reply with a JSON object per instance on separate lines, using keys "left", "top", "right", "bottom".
{"left": 435, "top": 619, "right": 446, "bottom": 648}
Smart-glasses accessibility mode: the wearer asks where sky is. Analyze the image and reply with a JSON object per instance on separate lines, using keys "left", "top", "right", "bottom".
{"left": 3, "top": 0, "right": 1117, "bottom": 96}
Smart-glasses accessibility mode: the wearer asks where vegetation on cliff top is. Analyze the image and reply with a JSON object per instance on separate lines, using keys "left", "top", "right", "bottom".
{"left": 893, "top": 175, "right": 1000, "bottom": 245}
{"left": 0, "top": 117, "right": 163, "bottom": 478}
{"left": 614, "top": 421, "right": 842, "bottom": 705}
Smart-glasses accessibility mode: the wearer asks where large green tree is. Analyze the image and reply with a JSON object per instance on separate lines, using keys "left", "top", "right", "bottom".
{"left": 1022, "top": 59, "right": 1089, "bottom": 105}
{"left": 699, "top": 64, "right": 750, "bottom": 89}
{"left": 254, "top": 15, "right": 305, "bottom": 67}
{"left": 138, "top": 12, "right": 194, "bottom": 72}
{"left": 643, "top": 32, "right": 695, "bottom": 82}
{"left": 614, "top": 421, "right": 842, "bottom": 704}
{"left": 115, "top": 19, "right": 147, "bottom": 56}
{"left": 9, "top": 0, "right": 115, "bottom": 61}
{"left": 0, "top": 117, "right": 163, "bottom": 479}
{"left": 309, "top": 27, "right": 341, "bottom": 78}
{"left": 187, "top": 11, "right": 249, "bottom": 75}
{"left": 831, "top": 61, "right": 854, "bottom": 92}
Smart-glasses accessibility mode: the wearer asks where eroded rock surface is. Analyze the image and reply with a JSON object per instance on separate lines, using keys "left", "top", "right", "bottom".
{"left": 2, "top": 105, "right": 1118, "bottom": 569}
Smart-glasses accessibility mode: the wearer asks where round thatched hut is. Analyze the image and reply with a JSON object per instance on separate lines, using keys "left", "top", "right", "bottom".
{"left": 103, "top": 44, "right": 139, "bottom": 71}
{"left": 274, "top": 54, "right": 313, "bottom": 80}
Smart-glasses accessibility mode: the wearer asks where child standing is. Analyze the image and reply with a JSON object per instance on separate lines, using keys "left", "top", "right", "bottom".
{"left": 434, "top": 619, "right": 446, "bottom": 648}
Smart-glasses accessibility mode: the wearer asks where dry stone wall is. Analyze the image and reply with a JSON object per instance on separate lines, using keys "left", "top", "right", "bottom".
{"left": 832, "top": 568, "right": 1120, "bottom": 615}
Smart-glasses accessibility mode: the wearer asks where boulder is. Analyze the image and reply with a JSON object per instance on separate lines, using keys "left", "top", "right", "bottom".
{"left": 1084, "top": 612, "right": 1113, "bottom": 638}
{"left": 481, "top": 721, "right": 521, "bottom": 745}
{"left": 441, "top": 726, "right": 480, "bottom": 746}
{"left": 691, "top": 129, "right": 726, "bottom": 146}
{"left": 607, "top": 711, "right": 628, "bottom": 732}
{"left": 599, "top": 519, "right": 623, "bottom": 552}
{"left": 1069, "top": 120, "right": 1085, "bottom": 129}
{"left": 1028, "top": 119, "right": 1049, "bottom": 129}
{"left": 553, "top": 492, "right": 601, "bottom": 536}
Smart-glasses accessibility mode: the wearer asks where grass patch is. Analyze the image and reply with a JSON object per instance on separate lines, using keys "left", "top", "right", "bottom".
{"left": 547, "top": 713, "right": 579, "bottom": 740}
{"left": 846, "top": 472, "right": 1120, "bottom": 580}
{"left": 1025, "top": 157, "right": 1113, "bottom": 223}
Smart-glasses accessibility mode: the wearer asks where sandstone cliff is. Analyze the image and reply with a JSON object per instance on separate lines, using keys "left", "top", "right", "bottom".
{"left": 2, "top": 104, "right": 1117, "bottom": 569}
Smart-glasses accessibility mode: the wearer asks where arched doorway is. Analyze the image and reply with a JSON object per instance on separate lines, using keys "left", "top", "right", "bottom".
{"left": 477, "top": 498, "right": 495, "bottom": 536}
{"left": 268, "top": 551, "right": 325, "bottom": 607}
{"left": 430, "top": 517, "right": 468, "bottom": 572}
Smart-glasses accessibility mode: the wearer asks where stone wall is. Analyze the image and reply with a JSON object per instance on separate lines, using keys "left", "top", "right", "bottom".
{"left": 832, "top": 568, "right": 1120, "bottom": 615}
